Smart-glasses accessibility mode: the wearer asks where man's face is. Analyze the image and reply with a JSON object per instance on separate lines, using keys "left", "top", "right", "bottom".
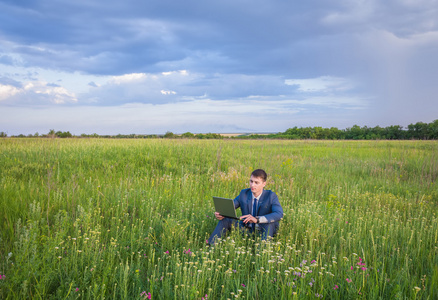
{"left": 249, "top": 175, "right": 266, "bottom": 197}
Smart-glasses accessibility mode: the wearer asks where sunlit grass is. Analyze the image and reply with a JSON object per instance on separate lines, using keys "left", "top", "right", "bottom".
{"left": 0, "top": 138, "right": 437, "bottom": 299}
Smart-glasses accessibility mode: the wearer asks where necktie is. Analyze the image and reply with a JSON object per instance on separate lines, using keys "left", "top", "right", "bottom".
{"left": 252, "top": 198, "right": 257, "bottom": 230}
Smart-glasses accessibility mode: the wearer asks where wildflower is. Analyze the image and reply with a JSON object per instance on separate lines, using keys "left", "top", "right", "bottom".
{"left": 311, "top": 260, "right": 316, "bottom": 264}
{"left": 140, "top": 291, "right": 152, "bottom": 299}
{"left": 346, "top": 278, "right": 352, "bottom": 283}
{"left": 0, "top": 275, "right": 5, "bottom": 280}
{"left": 241, "top": 283, "right": 246, "bottom": 287}
{"left": 75, "top": 288, "right": 79, "bottom": 292}
{"left": 202, "top": 295, "right": 208, "bottom": 300}
{"left": 165, "top": 250, "right": 169, "bottom": 254}
{"left": 333, "top": 285, "right": 339, "bottom": 290}
{"left": 350, "top": 266, "right": 353, "bottom": 270}
{"left": 309, "top": 282, "right": 313, "bottom": 287}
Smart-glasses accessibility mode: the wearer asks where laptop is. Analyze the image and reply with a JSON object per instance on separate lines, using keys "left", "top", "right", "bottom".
{"left": 213, "top": 197, "right": 240, "bottom": 219}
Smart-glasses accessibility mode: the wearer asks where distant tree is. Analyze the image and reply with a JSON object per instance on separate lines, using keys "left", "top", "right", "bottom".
{"left": 181, "top": 132, "right": 195, "bottom": 138}
{"left": 328, "top": 127, "right": 344, "bottom": 139}
{"left": 429, "top": 119, "right": 438, "bottom": 139}
{"left": 48, "top": 129, "right": 56, "bottom": 138}
{"left": 55, "top": 131, "right": 73, "bottom": 138}
{"left": 407, "top": 122, "right": 429, "bottom": 139}
{"left": 345, "top": 125, "right": 364, "bottom": 140}
{"left": 384, "top": 125, "right": 404, "bottom": 140}
{"left": 34, "top": 132, "right": 39, "bottom": 137}
{"left": 164, "top": 131, "right": 175, "bottom": 138}
{"left": 371, "top": 126, "right": 385, "bottom": 140}
{"left": 0, "top": 132, "right": 7, "bottom": 137}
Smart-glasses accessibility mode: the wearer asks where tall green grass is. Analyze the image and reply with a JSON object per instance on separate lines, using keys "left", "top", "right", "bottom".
{"left": 0, "top": 138, "right": 437, "bottom": 299}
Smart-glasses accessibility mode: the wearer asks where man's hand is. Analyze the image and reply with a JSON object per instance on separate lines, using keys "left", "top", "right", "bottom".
{"left": 240, "top": 214, "right": 257, "bottom": 224}
{"left": 214, "top": 212, "right": 225, "bottom": 220}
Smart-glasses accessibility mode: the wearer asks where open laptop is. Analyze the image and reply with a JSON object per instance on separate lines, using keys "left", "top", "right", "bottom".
{"left": 213, "top": 197, "right": 240, "bottom": 219}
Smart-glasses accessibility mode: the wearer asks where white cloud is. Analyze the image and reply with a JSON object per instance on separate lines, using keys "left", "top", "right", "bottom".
{"left": 0, "top": 84, "right": 20, "bottom": 101}
{"left": 160, "top": 90, "right": 176, "bottom": 95}
{"left": 1, "top": 80, "right": 78, "bottom": 104}
{"left": 110, "top": 73, "right": 148, "bottom": 84}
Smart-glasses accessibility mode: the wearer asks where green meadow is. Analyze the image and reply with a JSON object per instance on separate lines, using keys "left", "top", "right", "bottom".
{"left": 0, "top": 138, "right": 437, "bottom": 299}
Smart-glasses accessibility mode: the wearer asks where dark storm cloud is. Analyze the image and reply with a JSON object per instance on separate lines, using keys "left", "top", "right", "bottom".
{"left": 1, "top": 0, "right": 438, "bottom": 134}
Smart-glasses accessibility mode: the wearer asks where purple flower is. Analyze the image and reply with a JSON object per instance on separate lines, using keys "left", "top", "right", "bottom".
{"left": 165, "top": 250, "right": 169, "bottom": 254}
{"left": 75, "top": 288, "right": 79, "bottom": 292}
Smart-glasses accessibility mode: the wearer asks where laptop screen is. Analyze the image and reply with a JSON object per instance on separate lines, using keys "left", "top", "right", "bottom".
{"left": 213, "top": 197, "right": 239, "bottom": 219}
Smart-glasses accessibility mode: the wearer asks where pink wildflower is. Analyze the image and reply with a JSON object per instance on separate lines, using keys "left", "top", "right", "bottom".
{"left": 75, "top": 288, "right": 79, "bottom": 292}
{"left": 346, "top": 278, "right": 352, "bottom": 283}
{"left": 333, "top": 285, "right": 339, "bottom": 290}
{"left": 140, "top": 291, "right": 152, "bottom": 299}
{"left": 241, "top": 283, "right": 246, "bottom": 287}
{"left": 165, "top": 250, "right": 169, "bottom": 254}
{"left": 350, "top": 266, "right": 354, "bottom": 270}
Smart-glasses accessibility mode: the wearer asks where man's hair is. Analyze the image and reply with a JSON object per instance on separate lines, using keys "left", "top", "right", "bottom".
{"left": 251, "top": 169, "right": 267, "bottom": 182}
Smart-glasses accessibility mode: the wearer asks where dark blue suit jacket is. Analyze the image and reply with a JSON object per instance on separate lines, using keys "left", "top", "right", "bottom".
{"left": 233, "top": 188, "right": 283, "bottom": 223}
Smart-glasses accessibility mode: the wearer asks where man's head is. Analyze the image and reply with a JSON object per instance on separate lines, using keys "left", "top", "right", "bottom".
{"left": 250, "top": 169, "right": 267, "bottom": 197}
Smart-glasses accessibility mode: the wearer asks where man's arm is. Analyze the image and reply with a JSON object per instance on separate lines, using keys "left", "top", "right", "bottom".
{"left": 257, "top": 191, "right": 283, "bottom": 223}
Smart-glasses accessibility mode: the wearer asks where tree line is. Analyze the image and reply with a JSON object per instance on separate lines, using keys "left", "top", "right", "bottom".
{"left": 244, "top": 120, "right": 438, "bottom": 140}
{"left": 1, "top": 120, "right": 437, "bottom": 140}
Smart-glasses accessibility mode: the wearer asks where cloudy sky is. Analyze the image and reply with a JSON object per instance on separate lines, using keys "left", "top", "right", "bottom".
{"left": 1, "top": 0, "right": 437, "bottom": 135}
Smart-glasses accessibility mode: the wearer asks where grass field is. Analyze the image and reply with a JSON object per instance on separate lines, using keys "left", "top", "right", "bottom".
{"left": 0, "top": 138, "right": 437, "bottom": 299}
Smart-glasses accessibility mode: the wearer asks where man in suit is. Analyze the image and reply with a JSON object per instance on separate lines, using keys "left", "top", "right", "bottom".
{"left": 207, "top": 169, "right": 283, "bottom": 245}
